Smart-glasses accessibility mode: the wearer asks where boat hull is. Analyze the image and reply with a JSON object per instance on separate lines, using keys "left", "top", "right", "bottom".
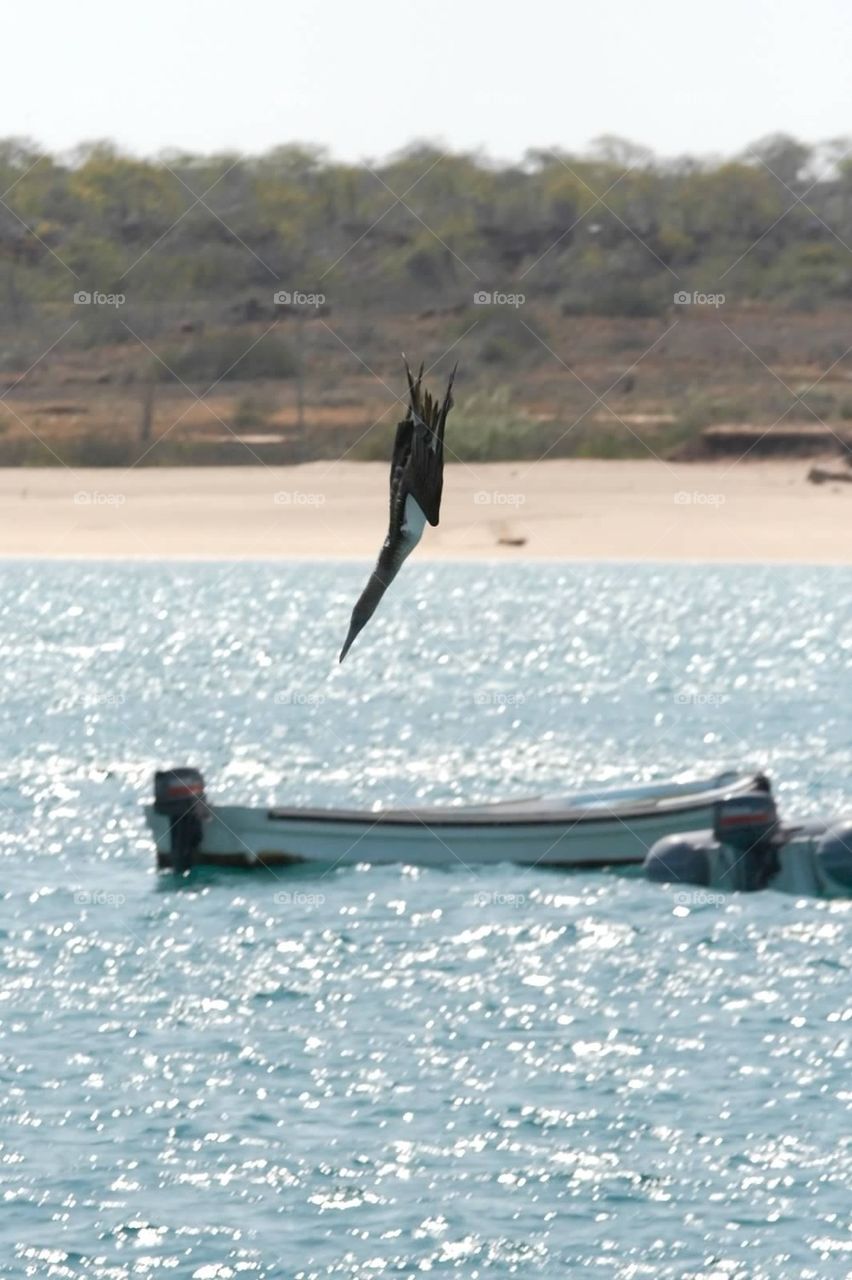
{"left": 146, "top": 771, "right": 766, "bottom": 871}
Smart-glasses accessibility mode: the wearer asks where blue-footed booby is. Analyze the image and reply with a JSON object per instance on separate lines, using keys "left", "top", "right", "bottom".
{"left": 339, "top": 358, "right": 456, "bottom": 662}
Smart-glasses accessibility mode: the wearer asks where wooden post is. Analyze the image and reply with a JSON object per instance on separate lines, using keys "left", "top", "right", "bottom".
{"left": 296, "top": 312, "right": 306, "bottom": 436}
{"left": 140, "top": 376, "right": 155, "bottom": 444}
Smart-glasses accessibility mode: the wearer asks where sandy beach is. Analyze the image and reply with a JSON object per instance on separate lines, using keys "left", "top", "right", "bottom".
{"left": 0, "top": 459, "right": 847, "bottom": 562}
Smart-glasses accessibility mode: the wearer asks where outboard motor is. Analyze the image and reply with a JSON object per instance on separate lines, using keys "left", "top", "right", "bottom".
{"left": 814, "top": 821, "right": 852, "bottom": 894}
{"left": 644, "top": 782, "right": 780, "bottom": 891}
{"left": 153, "top": 767, "right": 207, "bottom": 872}
{"left": 644, "top": 832, "right": 715, "bottom": 886}
{"left": 712, "top": 789, "right": 779, "bottom": 890}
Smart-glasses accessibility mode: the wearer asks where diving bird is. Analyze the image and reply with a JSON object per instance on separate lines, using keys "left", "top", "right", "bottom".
{"left": 339, "top": 359, "right": 456, "bottom": 662}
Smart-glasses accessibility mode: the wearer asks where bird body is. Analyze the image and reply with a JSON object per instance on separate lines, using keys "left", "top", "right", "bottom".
{"left": 402, "top": 492, "right": 428, "bottom": 542}
{"left": 339, "top": 360, "right": 456, "bottom": 662}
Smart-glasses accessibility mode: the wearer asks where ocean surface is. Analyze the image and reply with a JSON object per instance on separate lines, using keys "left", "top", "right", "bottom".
{"left": 1, "top": 559, "right": 851, "bottom": 1279}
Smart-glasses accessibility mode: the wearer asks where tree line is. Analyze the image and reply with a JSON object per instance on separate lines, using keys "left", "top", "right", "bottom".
{"left": 0, "top": 132, "right": 849, "bottom": 362}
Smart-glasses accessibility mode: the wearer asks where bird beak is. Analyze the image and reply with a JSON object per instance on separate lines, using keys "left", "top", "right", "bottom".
{"left": 339, "top": 566, "right": 397, "bottom": 662}
{"left": 338, "top": 620, "right": 362, "bottom": 663}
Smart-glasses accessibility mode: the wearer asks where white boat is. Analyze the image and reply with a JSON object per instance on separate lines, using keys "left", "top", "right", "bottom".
{"left": 146, "top": 767, "right": 769, "bottom": 872}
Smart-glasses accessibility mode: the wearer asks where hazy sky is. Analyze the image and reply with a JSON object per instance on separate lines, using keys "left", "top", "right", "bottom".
{"left": 6, "top": 0, "right": 851, "bottom": 161}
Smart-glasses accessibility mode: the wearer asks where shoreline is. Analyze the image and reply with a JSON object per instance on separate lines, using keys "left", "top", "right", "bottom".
{"left": 0, "top": 459, "right": 847, "bottom": 563}
{"left": 0, "top": 552, "right": 849, "bottom": 567}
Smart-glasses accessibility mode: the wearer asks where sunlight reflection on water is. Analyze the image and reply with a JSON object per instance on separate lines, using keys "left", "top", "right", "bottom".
{"left": 1, "top": 560, "right": 851, "bottom": 1277}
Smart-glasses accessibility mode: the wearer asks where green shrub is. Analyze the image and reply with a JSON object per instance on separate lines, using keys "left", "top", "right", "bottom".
{"left": 61, "top": 431, "right": 140, "bottom": 466}
{"left": 350, "top": 385, "right": 537, "bottom": 462}
{"left": 794, "top": 387, "right": 836, "bottom": 420}
{"left": 232, "top": 389, "right": 277, "bottom": 428}
{"left": 561, "top": 280, "right": 669, "bottom": 318}
{"left": 158, "top": 329, "right": 297, "bottom": 383}
{"left": 675, "top": 392, "right": 757, "bottom": 436}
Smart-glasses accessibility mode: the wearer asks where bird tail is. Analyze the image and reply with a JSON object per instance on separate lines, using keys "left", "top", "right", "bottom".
{"left": 402, "top": 357, "right": 456, "bottom": 453}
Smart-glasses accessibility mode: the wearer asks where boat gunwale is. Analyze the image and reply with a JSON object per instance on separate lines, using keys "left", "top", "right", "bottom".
{"left": 260, "top": 771, "right": 762, "bottom": 829}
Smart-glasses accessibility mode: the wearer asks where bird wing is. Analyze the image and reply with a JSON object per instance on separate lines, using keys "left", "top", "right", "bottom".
{"left": 387, "top": 413, "right": 414, "bottom": 531}
{"left": 400, "top": 360, "right": 455, "bottom": 526}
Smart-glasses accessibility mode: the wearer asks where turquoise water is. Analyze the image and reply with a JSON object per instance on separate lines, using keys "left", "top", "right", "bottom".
{"left": 1, "top": 560, "right": 851, "bottom": 1278}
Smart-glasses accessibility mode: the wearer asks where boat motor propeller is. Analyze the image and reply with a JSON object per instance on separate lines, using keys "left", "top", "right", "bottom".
{"left": 153, "top": 767, "right": 207, "bottom": 872}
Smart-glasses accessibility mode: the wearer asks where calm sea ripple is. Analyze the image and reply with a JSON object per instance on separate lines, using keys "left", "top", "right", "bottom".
{"left": 0, "top": 560, "right": 850, "bottom": 1278}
